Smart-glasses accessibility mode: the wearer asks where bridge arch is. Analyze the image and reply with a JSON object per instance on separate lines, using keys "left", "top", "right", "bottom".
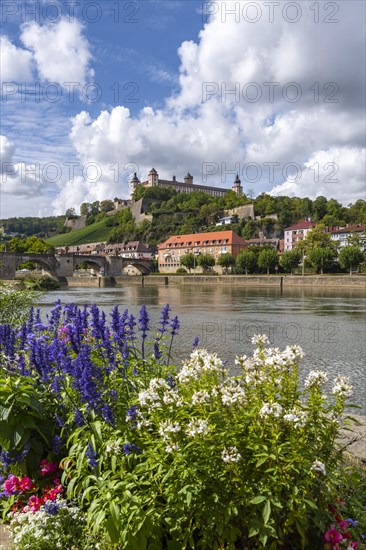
{"left": 122, "top": 261, "right": 152, "bottom": 275}
{"left": 14, "top": 256, "right": 57, "bottom": 278}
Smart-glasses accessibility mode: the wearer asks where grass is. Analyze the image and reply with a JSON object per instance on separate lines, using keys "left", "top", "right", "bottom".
{"left": 46, "top": 219, "right": 115, "bottom": 246}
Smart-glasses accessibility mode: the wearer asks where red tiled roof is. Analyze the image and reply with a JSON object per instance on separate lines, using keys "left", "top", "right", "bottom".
{"left": 158, "top": 230, "right": 246, "bottom": 249}
{"left": 330, "top": 224, "right": 366, "bottom": 235}
{"left": 284, "top": 221, "right": 316, "bottom": 231}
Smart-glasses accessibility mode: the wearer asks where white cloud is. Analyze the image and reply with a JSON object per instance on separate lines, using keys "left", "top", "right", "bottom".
{"left": 0, "top": 135, "right": 45, "bottom": 198}
{"left": 0, "top": 36, "right": 34, "bottom": 83}
{"left": 270, "top": 148, "right": 366, "bottom": 205}
{"left": 20, "top": 18, "right": 93, "bottom": 87}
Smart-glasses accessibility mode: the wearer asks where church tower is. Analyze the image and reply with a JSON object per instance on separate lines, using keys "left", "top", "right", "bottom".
{"left": 232, "top": 173, "right": 243, "bottom": 196}
{"left": 130, "top": 172, "right": 140, "bottom": 190}
{"left": 184, "top": 171, "right": 193, "bottom": 186}
{"left": 148, "top": 167, "right": 159, "bottom": 187}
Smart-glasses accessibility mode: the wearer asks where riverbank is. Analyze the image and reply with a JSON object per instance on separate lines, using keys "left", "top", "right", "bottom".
{"left": 130, "top": 274, "right": 366, "bottom": 289}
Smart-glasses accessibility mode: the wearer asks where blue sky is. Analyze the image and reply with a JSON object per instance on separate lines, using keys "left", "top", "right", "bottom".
{"left": 1, "top": 0, "right": 365, "bottom": 217}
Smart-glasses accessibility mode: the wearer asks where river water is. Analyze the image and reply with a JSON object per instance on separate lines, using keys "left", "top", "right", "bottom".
{"left": 38, "top": 285, "right": 366, "bottom": 411}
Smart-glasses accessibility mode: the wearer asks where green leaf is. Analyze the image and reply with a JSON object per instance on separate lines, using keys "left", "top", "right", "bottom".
{"left": 262, "top": 500, "right": 271, "bottom": 524}
{"left": 248, "top": 526, "right": 260, "bottom": 538}
{"left": 250, "top": 495, "right": 266, "bottom": 505}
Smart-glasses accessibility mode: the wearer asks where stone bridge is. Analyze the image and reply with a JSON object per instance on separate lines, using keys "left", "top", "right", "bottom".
{"left": 0, "top": 253, "right": 153, "bottom": 281}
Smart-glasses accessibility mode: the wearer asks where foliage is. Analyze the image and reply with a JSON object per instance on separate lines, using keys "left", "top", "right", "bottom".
{"left": 217, "top": 252, "right": 235, "bottom": 274}
{"left": 0, "top": 216, "right": 65, "bottom": 238}
{"left": 176, "top": 267, "right": 188, "bottom": 274}
{"left": 307, "top": 247, "right": 337, "bottom": 275}
{"left": 0, "top": 304, "right": 365, "bottom": 549}
{"left": 46, "top": 218, "right": 119, "bottom": 246}
{"left": 301, "top": 224, "right": 338, "bottom": 253}
{"left": 235, "top": 250, "right": 257, "bottom": 275}
{"left": 16, "top": 274, "right": 60, "bottom": 290}
{"left": 0, "top": 236, "right": 55, "bottom": 254}
{"left": 180, "top": 253, "right": 196, "bottom": 273}
{"left": 279, "top": 250, "right": 302, "bottom": 274}
{"left": 0, "top": 285, "right": 40, "bottom": 326}
{"left": 338, "top": 246, "right": 365, "bottom": 275}
{"left": 197, "top": 253, "right": 215, "bottom": 272}
{"left": 257, "top": 248, "right": 278, "bottom": 274}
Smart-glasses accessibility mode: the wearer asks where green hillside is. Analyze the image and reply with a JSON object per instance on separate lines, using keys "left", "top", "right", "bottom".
{"left": 46, "top": 219, "right": 114, "bottom": 246}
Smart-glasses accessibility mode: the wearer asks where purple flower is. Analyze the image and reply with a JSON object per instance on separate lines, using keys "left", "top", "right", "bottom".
{"left": 123, "top": 443, "right": 141, "bottom": 455}
{"left": 170, "top": 316, "right": 180, "bottom": 337}
{"left": 154, "top": 342, "right": 161, "bottom": 360}
{"left": 74, "top": 409, "right": 85, "bottom": 427}
{"left": 86, "top": 443, "right": 98, "bottom": 468}
{"left": 346, "top": 518, "right": 359, "bottom": 527}
{"left": 52, "top": 435, "right": 63, "bottom": 455}
{"left": 126, "top": 405, "right": 138, "bottom": 424}
{"left": 44, "top": 500, "right": 61, "bottom": 515}
{"left": 192, "top": 336, "right": 199, "bottom": 348}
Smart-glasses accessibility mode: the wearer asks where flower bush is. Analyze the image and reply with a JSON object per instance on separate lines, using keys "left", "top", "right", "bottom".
{"left": 0, "top": 302, "right": 365, "bottom": 549}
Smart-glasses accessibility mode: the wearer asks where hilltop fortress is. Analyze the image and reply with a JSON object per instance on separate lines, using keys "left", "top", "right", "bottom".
{"left": 130, "top": 168, "right": 244, "bottom": 198}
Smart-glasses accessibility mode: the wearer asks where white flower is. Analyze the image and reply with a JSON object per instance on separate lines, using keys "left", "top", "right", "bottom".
{"left": 191, "top": 390, "right": 211, "bottom": 405}
{"left": 251, "top": 334, "right": 270, "bottom": 346}
{"left": 220, "top": 382, "right": 246, "bottom": 406}
{"left": 186, "top": 418, "right": 210, "bottom": 437}
{"left": 259, "top": 402, "right": 283, "bottom": 418}
{"left": 162, "top": 389, "right": 183, "bottom": 406}
{"left": 311, "top": 460, "right": 326, "bottom": 476}
{"left": 283, "top": 409, "right": 307, "bottom": 428}
{"left": 165, "top": 443, "right": 180, "bottom": 453}
{"left": 221, "top": 446, "right": 241, "bottom": 463}
{"left": 304, "top": 370, "right": 328, "bottom": 389}
{"left": 106, "top": 441, "right": 121, "bottom": 454}
{"left": 136, "top": 419, "right": 151, "bottom": 430}
{"left": 177, "top": 349, "right": 224, "bottom": 383}
{"left": 332, "top": 376, "right": 353, "bottom": 398}
{"left": 158, "top": 421, "right": 181, "bottom": 440}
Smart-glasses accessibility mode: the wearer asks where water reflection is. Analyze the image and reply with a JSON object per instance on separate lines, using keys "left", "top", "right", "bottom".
{"left": 38, "top": 285, "right": 366, "bottom": 411}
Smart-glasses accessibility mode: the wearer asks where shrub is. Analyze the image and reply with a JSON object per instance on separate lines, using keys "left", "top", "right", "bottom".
{"left": 0, "top": 304, "right": 365, "bottom": 549}
{"left": 176, "top": 267, "right": 188, "bottom": 274}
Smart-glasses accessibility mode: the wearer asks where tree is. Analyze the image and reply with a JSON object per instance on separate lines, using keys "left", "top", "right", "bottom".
{"left": 236, "top": 250, "right": 257, "bottom": 275}
{"left": 307, "top": 247, "right": 336, "bottom": 275}
{"left": 180, "top": 253, "right": 196, "bottom": 273}
{"left": 302, "top": 224, "right": 338, "bottom": 253}
{"left": 258, "top": 248, "right": 278, "bottom": 274}
{"left": 197, "top": 253, "right": 215, "bottom": 273}
{"left": 217, "top": 253, "right": 235, "bottom": 274}
{"left": 279, "top": 250, "right": 301, "bottom": 274}
{"left": 65, "top": 207, "right": 77, "bottom": 219}
{"left": 100, "top": 200, "right": 115, "bottom": 213}
{"left": 80, "top": 202, "right": 92, "bottom": 216}
{"left": 339, "top": 246, "right": 364, "bottom": 275}
{"left": 242, "top": 219, "right": 257, "bottom": 239}
{"left": 313, "top": 196, "right": 328, "bottom": 221}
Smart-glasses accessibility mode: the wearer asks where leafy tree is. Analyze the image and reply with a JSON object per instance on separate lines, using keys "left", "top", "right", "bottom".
{"left": 65, "top": 207, "right": 77, "bottom": 219}
{"left": 279, "top": 250, "right": 302, "bottom": 274}
{"left": 241, "top": 219, "right": 257, "bottom": 239}
{"left": 313, "top": 196, "right": 328, "bottom": 221}
{"left": 236, "top": 250, "right": 257, "bottom": 275}
{"left": 80, "top": 203, "right": 92, "bottom": 216}
{"left": 307, "top": 247, "right": 336, "bottom": 275}
{"left": 302, "top": 224, "right": 338, "bottom": 252}
{"left": 217, "top": 253, "right": 235, "bottom": 274}
{"left": 257, "top": 248, "right": 278, "bottom": 274}
{"left": 100, "top": 200, "right": 115, "bottom": 213}
{"left": 338, "top": 246, "right": 364, "bottom": 275}
{"left": 197, "top": 253, "right": 215, "bottom": 273}
{"left": 180, "top": 253, "right": 196, "bottom": 273}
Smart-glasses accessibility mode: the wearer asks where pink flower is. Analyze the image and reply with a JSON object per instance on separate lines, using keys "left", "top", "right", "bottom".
{"left": 19, "top": 477, "right": 32, "bottom": 492}
{"left": 27, "top": 495, "right": 42, "bottom": 512}
{"left": 40, "top": 459, "right": 58, "bottom": 476}
{"left": 348, "top": 543, "right": 360, "bottom": 549}
{"left": 324, "top": 526, "right": 343, "bottom": 544}
{"left": 3, "top": 476, "right": 20, "bottom": 495}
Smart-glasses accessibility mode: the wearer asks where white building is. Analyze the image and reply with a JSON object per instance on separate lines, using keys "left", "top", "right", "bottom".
{"left": 283, "top": 221, "right": 316, "bottom": 251}
{"left": 330, "top": 224, "right": 366, "bottom": 251}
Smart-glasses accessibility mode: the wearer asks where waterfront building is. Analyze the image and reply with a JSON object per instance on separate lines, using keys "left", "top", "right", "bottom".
{"left": 283, "top": 221, "right": 316, "bottom": 251}
{"left": 131, "top": 169, "right": 244, "bottom": 198}
{"left": 158, "top": 230, "right": 247, "bottom": 271}
{"left": 330, "top": 224, "right": 366, "bottom": 251}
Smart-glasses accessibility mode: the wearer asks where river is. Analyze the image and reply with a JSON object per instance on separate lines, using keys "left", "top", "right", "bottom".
{"left": 38, "top": 285, "right": 366, "bottom": 411}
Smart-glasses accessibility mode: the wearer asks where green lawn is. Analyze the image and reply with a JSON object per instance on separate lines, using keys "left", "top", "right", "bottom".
{"left": 46, "top": 219, "right": 114, "bottom": 246}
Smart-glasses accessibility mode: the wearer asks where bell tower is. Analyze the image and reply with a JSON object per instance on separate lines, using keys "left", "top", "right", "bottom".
{"left": 232, "top": 173, "right": 243, "bottom": 196}
{"left": 148, "top": 167, "right": 159, "bottom": 187}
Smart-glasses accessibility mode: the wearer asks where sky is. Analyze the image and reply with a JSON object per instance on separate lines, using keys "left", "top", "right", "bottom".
{"left": 0, "top": 0, "right": 365, "bottom": 218}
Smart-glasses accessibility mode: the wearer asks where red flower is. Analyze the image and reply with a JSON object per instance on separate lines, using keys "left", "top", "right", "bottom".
{"left": 4, "top": 476, "right": 20, "bottom": 495}
{"left": 324, "top": 526, "right": 343, "bottom": 544}
{"left": 40, "top": 459, "right": 58, "bottom": 476}
{"left": 19, "top": 477, "right": 32, "bottom": 492}
{"left": 27, "top": 495, "right": 43, "bottom": 513}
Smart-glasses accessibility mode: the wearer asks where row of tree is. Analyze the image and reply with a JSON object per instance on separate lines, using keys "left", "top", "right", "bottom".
{"left": 178, "top": 226, "right": 365, "bottom": 276}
